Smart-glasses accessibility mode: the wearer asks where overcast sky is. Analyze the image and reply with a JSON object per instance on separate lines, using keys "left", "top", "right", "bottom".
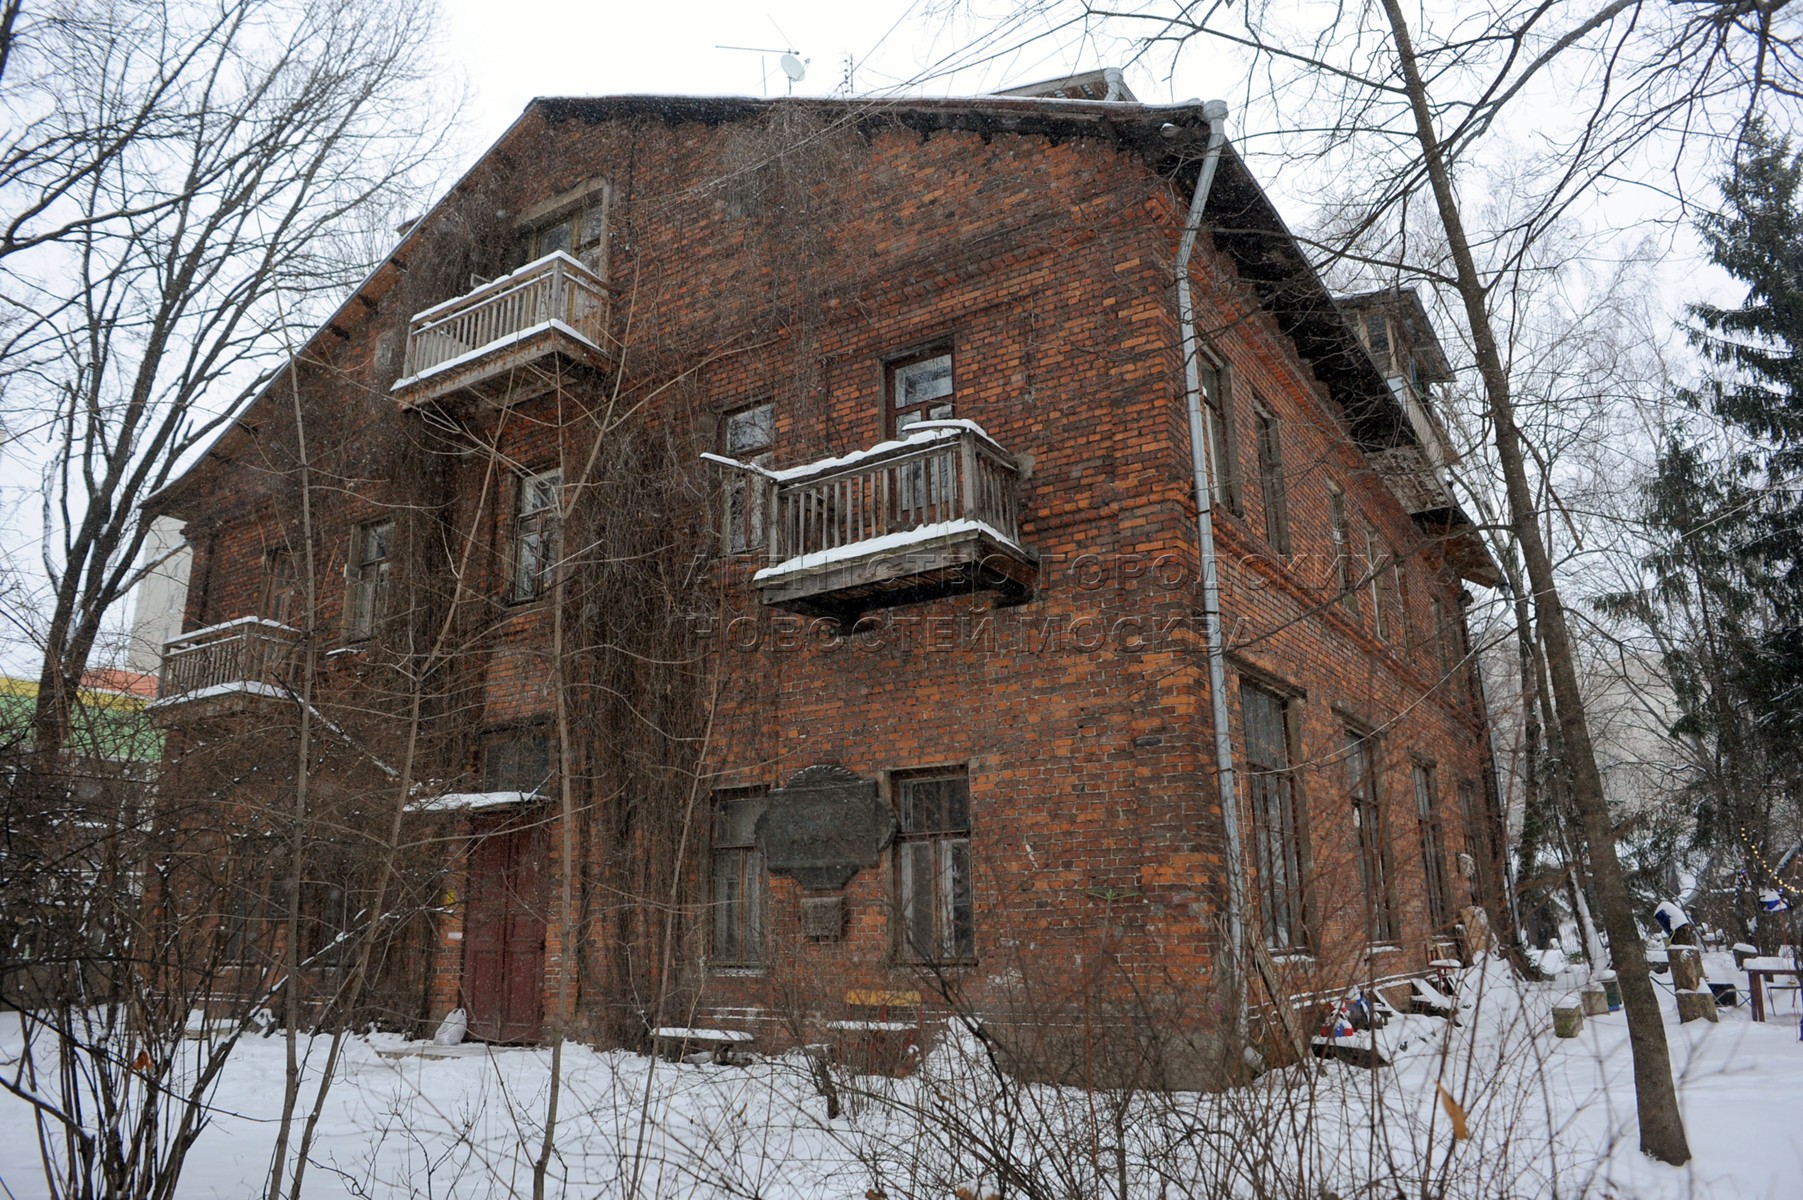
{"left": 4, "top": 1, "right": 1745, "bottom": 678}
{"left": 433, "top": 0, "right": 1211, "bottom": 149}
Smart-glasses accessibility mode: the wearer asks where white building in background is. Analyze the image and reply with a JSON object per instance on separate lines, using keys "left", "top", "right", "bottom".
{"left": 126, "top": 516, "right": 191, "bottom": 677}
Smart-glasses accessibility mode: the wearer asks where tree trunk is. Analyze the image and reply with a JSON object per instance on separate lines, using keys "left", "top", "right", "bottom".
{"left": 1379, "top": 0, "right": 1691, "bottom": 1165}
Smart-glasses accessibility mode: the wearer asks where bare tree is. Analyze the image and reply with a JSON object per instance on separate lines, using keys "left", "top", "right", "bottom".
{"left": 918, "top": 0, "right": 1803, "bottom": 1166}
{"left": 0, "top": 0, "right": 452, "bottom": 767}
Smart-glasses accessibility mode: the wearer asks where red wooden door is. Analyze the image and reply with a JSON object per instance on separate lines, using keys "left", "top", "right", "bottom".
{"left": 462, "top": 813, "right": 547, "bottom": 1043}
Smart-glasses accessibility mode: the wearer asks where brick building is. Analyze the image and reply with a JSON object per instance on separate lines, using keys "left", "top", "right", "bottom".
{"left": 145, "top": 80, "right": 1502, "bottom": 1078}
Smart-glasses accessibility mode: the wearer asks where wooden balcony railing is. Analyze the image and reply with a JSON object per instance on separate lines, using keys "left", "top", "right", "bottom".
{"left": 154, "top": 618, "right": 298, "bottom": 709}
{"left": 744, "top": 422, "right": 1035, "bottom": 616}
{"left": 400, "top": 251, "right": 606, "bottom": 380}
{"left": 392, "top": 252, "right": 610, "bottom": 406}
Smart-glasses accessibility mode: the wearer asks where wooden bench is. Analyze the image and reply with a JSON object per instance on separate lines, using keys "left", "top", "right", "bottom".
{"left": 651, "top": 1026, "right": 754, "bottom": 1064}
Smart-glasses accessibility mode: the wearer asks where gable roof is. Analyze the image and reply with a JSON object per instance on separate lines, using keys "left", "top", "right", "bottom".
{"left": 147, "top": 92, "right": 1420, "bottom": 518}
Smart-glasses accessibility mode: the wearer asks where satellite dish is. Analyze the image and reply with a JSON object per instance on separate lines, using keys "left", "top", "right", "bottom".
{"left": 779, "top": 53, "right": 807, "bottom": 83}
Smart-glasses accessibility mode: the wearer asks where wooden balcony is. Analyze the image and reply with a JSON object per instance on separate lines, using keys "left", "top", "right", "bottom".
{"left": 390, "top": 252, "right": 611, "bottom": 410}
{"left": 746, "top": 422, "right": 1036, "bottom": 618}
{"left": 148, "top": 618, "right": 298, "bottom": 722}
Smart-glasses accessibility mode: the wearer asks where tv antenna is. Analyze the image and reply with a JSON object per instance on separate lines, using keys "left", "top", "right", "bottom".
{"left": 715, "top": 44, "right": 809, "bottom": 96}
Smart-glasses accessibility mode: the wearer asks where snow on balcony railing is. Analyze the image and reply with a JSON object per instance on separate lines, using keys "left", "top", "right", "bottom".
{"left": 394, "top": 251, "right": 607, "bottom": 386}
{"left": 155, "top": 619, "right": 298, "bottom": 704}
{"left": 744, "top": 421, "right": 1026, "bottom": 578}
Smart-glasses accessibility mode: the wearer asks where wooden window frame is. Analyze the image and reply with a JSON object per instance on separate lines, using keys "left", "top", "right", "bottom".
{"left": 521, "top": 185, "right": 609, "bottom": 276}
{"left": 1253, "top": 399, "right": 1290, "bottom": 554}
{"left": 721, "top": 402, "right": 775, "bottom": 553}
{"left": 1329, "top": 486, "right": 1358, "bottom": 614}
{"left": 710, "top": 787, "right": 769, "bottom": 968}
{"left": 1363, "top": 525, "right": 1389, "bottom": 642}
{"left": 893, "top": 768, "right": 975, "bottom": 965}
{"left": 1345, "top": 727, "right": 1400, "bottom": 944}
{"left": 887, "top": 347, "right": 956, "bottom": 436}
{"left": 262, "top": 547, "right": 299, "bottom": 628}
{"left": 1198, "top": 352, "right": 1241, "bottom": 514}
{"left": 479, "top": 726, "right": 553, "bottom": 796}
{"left": 343, "top": 518, "right": 394, "bottom": 642}
{"left": 509, "top": 468, "right": 562, "bottom": 604}
{"left": 1412, "top": 759, "right": 1452, "bottom": 932}
{"left": 1242, "top": 681, "right": 1310, "bottom": 951}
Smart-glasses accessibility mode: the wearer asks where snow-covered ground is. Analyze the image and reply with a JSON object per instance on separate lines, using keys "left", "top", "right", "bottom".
{"left": 3, "top": 954, "right": 1799, "bottom": 1198}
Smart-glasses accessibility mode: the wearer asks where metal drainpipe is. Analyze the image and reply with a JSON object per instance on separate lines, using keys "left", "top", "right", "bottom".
{"left": 1173, "top": 101, "right": 1249, "bottom": 1003}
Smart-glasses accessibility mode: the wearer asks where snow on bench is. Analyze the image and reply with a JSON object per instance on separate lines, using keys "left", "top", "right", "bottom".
{"left": 1409, "top": 977, "right": 1456, "bottom": 1019}
{"left": 651, "top": 1027, "right": 754, "bottom": 1064}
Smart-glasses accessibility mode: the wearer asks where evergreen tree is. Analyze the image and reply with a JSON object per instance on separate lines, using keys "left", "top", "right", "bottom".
{"left": 1612, "top": 119, "right": 1803, "bottom": 935}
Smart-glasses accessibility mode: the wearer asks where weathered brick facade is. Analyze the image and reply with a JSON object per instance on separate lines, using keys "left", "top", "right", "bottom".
{"left": 148, "top": 92, "right": 1502, "bottom": 1079}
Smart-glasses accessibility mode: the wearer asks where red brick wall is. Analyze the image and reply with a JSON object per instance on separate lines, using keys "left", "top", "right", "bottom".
{"left": 159, "top": 103, "right": 1496, "bottom": 1064}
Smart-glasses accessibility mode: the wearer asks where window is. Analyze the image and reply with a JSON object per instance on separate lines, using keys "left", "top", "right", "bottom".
{"left": 1254, "top": 402, "right": 1290, "bottom": 554}
{"left": 344, "top": 519, "right": 393, "bottom": 641}
{"left": 889, "top": 350, "right": 954, "bottom": 434}
{"left": 526, "top": 191, "right": 608, "bottom": 274}
{"left": 1392, "top": 558, "right": 1411, "bottom": 654}
{"left": 1458, "top": 779, "right": 1488, "bottom": 903}
{"left": 299, "top": 877, "right": 355, "bottom": 970}
{"left": 895, "top": 771, "right": 974, "bottom": 962}
{"left": 510, "top": 470, "right": 562, "bottom": 602}
{"left": 1198, "top": 355, "right": 1240, "bottom": 512}
{"left": 1364, "top": 312, "right": 1393, "bottom": 374}
{"left": 1364, "top": 526, "right": 1389, "bottom": 641}
{"left": 722, "top": 403, "right": 774, "bottom": 553}
{"left": 221, "top": 840, "right": 280, "bottom": 967}
{"left": 1329, "top": 487, "right": 1358, "bottom": 614}
{"left": 1345, "top": 730, "right": 1399, "bottom": 943}
{"left": 1431, "top": 596, "right": 1452, "bottom": 678}
{"left": 481, "top": 729, "right": 552, "bottom": 796}
{"left": 711, "top": 789, "right": 768, "bottom": 966}
{"left": 1243, "top": 684, "right": 1308, "bottom": 950}
{"left": 263, "top": 548, "right": 299, "bottom": 627}
{"left": 1413, "top": 761, "right": 1452, "bottom": 931}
